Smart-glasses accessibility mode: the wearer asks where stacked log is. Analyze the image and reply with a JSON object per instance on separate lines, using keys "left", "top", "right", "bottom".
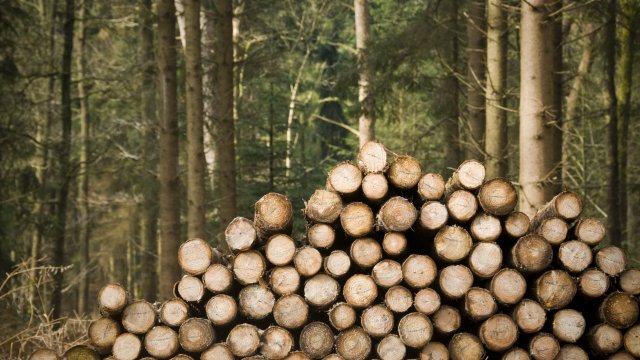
{"left": 35, "top": 141, "right": 640, "bottom": 360}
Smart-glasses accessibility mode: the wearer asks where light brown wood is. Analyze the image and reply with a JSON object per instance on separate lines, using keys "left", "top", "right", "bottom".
{"left": 270, "top": 266, "right": 301, "bottom": 296}
{"left": 306, "top": 190, "right": 343, "bottom": 224}
{"left": 464, "top": 287, "right": 497, "bottom": 321}
{"left": 574, "top": 217, "right": 606, "bottom": 246}
{"left": 434, "top": 225, "right": 473, "bottom": 263}
{"left": 600, "top": 292, "right": 639, "bottom": 329}
{"left": 112, "top": 333, "right": 142, "bottom": 360}
{"left": 558, "top": 240, "right": 593, "bottom": 273}
{"left": 388, "top": 155, "right": 422, "bottom": 190}
{"left": 513, "top": 299, "right": 546, "bottom": 334}
{"left": 446, "top": 160, "right": 486, "bottom": 193}
{"left": 88, "top": 317, "right": 120, "bottom": 354}
{"left": 265, "top": 234, "right": 297, "bottom": 266}
{"left": 239, "top": 284, "right": 275, "bottom": 320}
{"left": 532, "top": 191, "right": 583, "bottom": 225}
{"left": 438, "top": 265, "right": 474, "bottom": 299}
{"left": 170, "top": 355, "right": 194, "bottom": 360}
{"left": 324, "top": 250, "right": 351, "bottom": 278}
{"left": 349, "top": 237, "right": 382, "bottom": 269}
{"left": 623, "top": 324, "right": 640, "bottom": 357}
{"left": 286, "top": 352, "right": 312, "bottom": 360}
{"left": 479, "top": 314, "right": 518, "bottom": 352}
{"left": 477, "top": 178, "right": 517, "bottom": 216}
{"left": 254, "top": 193, "right": 294, "bottom": 239}
{"left": 620, "top": 269, "right": 640, "bottom": 295}
{"left": 232, "top": 250, "right": 266, "bottom": 285}
{"left": 340, "top": 202, "right": 374, "bottom": 238}
{"left": 385, "top": 285, "right": 414, "bottom": 313}
{"left": 328, "top": 162, "right": 363, "bottom": 196}
{"left": 377, "top": 334, "right": 406, "bottom": 360}
{"left": 304, "top": 273, "right": 340, "bottom": 308}
{"left": 501, "top": 348, "right": 531, "bottom": 360}
{"left": 510, "top": 234, "right": 553, "bottom": 274}
{"left": 361, "top": 173, "right": 389, "bottom": 203}
{"left": 225, "top": 217, "right": 258, "bottom": 252}
{"left": 343, "top": 274, "right": 377, "bottom": 308}
{"left": 398, "top": 312, "right": 433, "bottom": 349}
{"left": 159, "top": 298, "right": 189, "bottom": 327}
{"left": 535, "top": 217, "right": 568, "bottom": 245}
{"left": 377, "top": 196, "right": 418, "bottom": 232}
{"left": 529, "top": 333, "right": 560, "bottom": 360}
{"left": 596, "top": 245, "right": 628, "bottom": 276}
{"left": 418, "top": 201, "right": 449, "bottom": 231}
{"left": 179, "top": 318, "right": 215, "bottom": 353}
{"left": 432, "top": 305, "right": 461, "bottom": 335}
{"left": 261, "top": 326, "right": 294, "bottom": 360}
{"left": 322, "top": 355, "right": 343, "bottom": 360}
{"left": 121, "top": 300, "right": 156, "bottom": 334}
{"left": 446, "top": 190, "right": 478, "bottom": 223}
{"left": 98, "top": 283, "right": 129, "bottom": 316}
{"left": 402, "top": 254, "right": 437, "bottom": 288}
{"left": 227, "top": 323, "right": 261, "bottom": 357}
{"left": 588, "top": 323, "right": 623, "bottom": 355}
{"left": 534, "top": 270, "right": 577, "bottom": 310}
{"left": 578, "top": 268, "right": 610, "bottom": 298}
{"left": 372, "top": 259, "right": 403, "bottom": 288}
{"left": 608, "top": 352, "right": 636, "bottom": 360}
{"left": 300, "top": 322, "right": 335, "bottom": 359}
{"left": 201, "top": 343, "right": 234, "bottom": 360}
{"left": 490, "top": 268, "right": 527, "bottom": 305}
{"left": 555, "top": 345, "right": 588, "bottom": 360}
{"left": 552, "top": 309, "right": 585, "bottom": 343}
{"left": 335, "top": 326, "right": 371, "bottom": 360}
{"left": 420, "top": 342, "right": 449, "bottom": 360}
{"left": 448, "top": 333, "right": 485, "bottom": 360}
{"left": 358, "top": 141, "right": 387, "bottom": 173}
{"left": 308, "top": 223, "right": 336, "bottom": 249}
{"left": 329, "top": 302, "right": 357, "bottom": 331}
{"left": 205, "top": 294, "right": 237, "bottom": 326}
{"left": 468, "top": 242, "right": 502, "bottom": 279}
{"left": 504, "top": 211, "right": 531, "bottom": 238}
{"left": 203, "top": 263, "right": 233, "bottom": 294}
{"left": 470, "top": 212, "right": 501, "bottom": 242}
{"left": 294, "top": 246, "right": 323, "bottom": 277}
{"left": 178, "top": 238, "right": 213, "bottom": 275}
{"left": 361, "top": 304, "right": 394, "bottom": 338}
{"left": 177, "top": 275, "right": 206, "bottom": 303}
{"left": 144, "top": 326, "right": 179, "bottom": 359}
{"left": 382, "top": 232, "right": 407, "bottom": 256}
{"left": 273, "top": 294, "right": 309, "bottom": 329}
{"left": 418, "top": 173, "right": 446, "bottom": 201}
{"left": 28, "top": 349, "right": 59, "bottom": 360}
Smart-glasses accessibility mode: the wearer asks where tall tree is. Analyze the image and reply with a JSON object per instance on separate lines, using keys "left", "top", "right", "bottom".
{"left": 52, "top": 0, "right": 75, "bottom": 319}
{"left": 518, "top": 0, "right": 559, "bottom": 217}
{"left": 442, "top": 0, "right": 461, "bottom": 169}
{"left": 605, "top": 0, "right": 620, "bottom": 245}
{"left": 465, "top": 0, "right": 486, "bottom": 160}
{"left": 157, "top": 0, "right": 181, "bottom": 299}
{"left": 355, "top": 0, "right": 375, "bottom": 147}
{"left": 485, "top": 0, "right": 508, "bottom": 179}
{"left": 184, "top": 0, "right": 206, "bottom": 239}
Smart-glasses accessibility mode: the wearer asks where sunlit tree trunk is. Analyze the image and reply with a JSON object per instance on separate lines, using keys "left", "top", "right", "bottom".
{"left": 355, "top": 0, "right": 375, "bottom": 147}
{"left": 465, "top": 0, "right": 485, "bottom": 160}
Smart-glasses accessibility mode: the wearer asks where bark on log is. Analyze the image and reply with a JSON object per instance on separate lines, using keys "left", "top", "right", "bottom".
{"left": 201, "top": 343, "right": 234, "bottom": 360}
{"left": 398, "top": 312, "right": 433, "bottom": 348}
{"left": 418, "top": 173, "right": 445, "bottom": 201}
{"left": 574, "top": 217, "right": 606, "bottom": 246}
{"left": 385, "top": 285, "right": 414, "bottom": 313}
{"left": 446, "top": 190, "right": 478, "bottom": 223}
{"left": 203, "top": 263, "right": 233, "bottom": 294}
{"left": 377, "top": 197, "right": 417, "bottom": 232}
{"left": 270, "top": 266, "right": 301, "bottom": 296}
{"left": 357, "top": 141, "right": 387, "bottom": 173}
{"left": 382, "top": 232, "right": 407, "bottom": 256}
{"left": 470, "top": 212, "right": 501, "bottom": 242}
{"left": 144, "top": 326, "right": 179, "bottom": 359}
{"left": 620, "top": 269, "right": 640, "bottom": 295}
{"left": 328, "top": 162, "right": 362, "bottom": 196}
{"left": 255, "top": 193, "right": 294, "bottom": 239}
{"left": 438, "top": 265, "right": 474, "bottom": 299}
{"left": 418, "top": 201, "right": 449, "bottom": 231}
{"left": 306, "top": 190, "right": 343, "bottom": 224}
{"left": 335, "top": 326, "right": 371, "bottom": 360}
{"left": 531, "top": 191, "right": 583, "bottom": 225}
{"left": 225, "top": 217, "right": 257, "bottom": 252}
{"left": 273, "top": 294, "right": 309, "bottom": 329}
{"left": 596, "top": 245, "right": 628, "bottom": 276}
{"left": 445, "top": 160, "right": 486, "bottom": 194}
{"left": 121, "top": 300, "right": 157, "bottom": 334}
{"left": 534, "top": 270, "right": 577, "bottom": 310}
{"left": 343, "top": 274, "right": 377, "bottom": 308}
{"left": 98, "top": 283, "right": 129, "bottom": 317}
{"left": 205, "top": 294, "right": 237, "bottom": 326}
{"left": 588, "top": 323, "right": 623, "bottom": 355}
{"left": 448, "top": 333, "right": 485, "bottom": 360}
{"left": 510, "top": 234, "right": 553, "bottom": 274}
{"left": 599, "top": 292, "right": 639, "bottom": 329}
{"left": 308, "top": 223, "right": 336, "bottom": 249}
{"left": 468, "top": 242, "right": 502, "bottom": 279}
{"left": 376, "top": 334, "right": 405, "bottom": 360}
{"left": 261, "top": 326, "right": 294, "bottom": 360}
{"left": 372, "top": 259, "right": 403, "bottom": 288}
{"left": 504, "top": 211, "right": 531, "bottom": 238}
{"left": 578, "top": 268, "right": 610, "bottom": 298}
{"left": 477, "top": 178, "right": 517, "bottom": 216}
{"left": 177, "top": 275, "right": 205, "bottom": 303}
{"left": 402, "top": 254, "right": 437, "bottom": 289}
{"left": 361, "top": 173, "right": 389, "bottom": 203}
{"left": 388, "top": 155, "right": 422, "bottom": 190}
{"left": 513, "top": 299, "right": 546, "bottom": 334}
{"left": 265, "top": 234, "right": 297, "bottom": 266}
{"left": 349, "top": 237, "right": 382, "bottom": 269}
{"left": 324, "top": 250, "right": 351, "bottom": 278}
{"left": 420, "top": 342, "right": 449, "bottom": 360}
{"left": 479, "top": 314, "right": 519, "bottom": 352}
{"left": 300, "top": 322, "right": 335, "bottom": 359}
{"left": 528, "top": 333, "right": 560, "bottom": 360}
{"left": 227, "top": 323, "right": 261, "bottom": 357}
{"left": 112, "top": 333, "right": 142, "bottom": 360}
{"left": 239, "top": 284, "right": 275, "bottom": 320}
{"left": 340, "top": 202, "right": 374, "bottom": 238}
{"left": 361, "top": 304, "right": 394, "bottom": 338}
{"left": 304, "top": 273, "right": 340, "bottom": 308}
{"left": 464, "top": 287, "right": 497, "bottom": 321}
{"left": 88, "top": 317, "right": 120, "bottom": 354}
{"left": 552, "top": 309, "right": 586, "bottom": 343}
{"left": 432, "top": 305, "right": 461, "bottom": 335}
{"left": 329, "top": 302, "right": 356, "bottom": 331}
{"left": 232, "top": 250, "right": 266, "bottom": 285}
{"left": 434, "top": 225, "right": 473, "bottom": 263}
{"left": 490, "top": 268, "right": 527, "bottom": 305}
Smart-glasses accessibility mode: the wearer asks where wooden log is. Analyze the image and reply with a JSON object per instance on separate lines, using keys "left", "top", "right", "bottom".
{"left": 349, "top": 237, "right": 382, "bottom": 269}
{"left": 385, "top": 285, "right": 414, "bottom": 313}
{"left": 501, "top": 347, "right": 530, "bottom": 360}
{"left": 420, "top": 342, "right": 449, "bottom": 360}
{"left": 446, "top": 190, "right": 478, "bottom": 223}
{"left": 361, "top": 173, "right": 389, "bottom": 203}
{"left": 552, "top": 309, "right": 585, "bottom": 343}
{"left": 377, "top": 196, "right": 418, "bottom": 232}
{"left": 510, "top": 234, "right": 553, "bottom": 274}
{"left": 468, "top": 242, "right": 502, "bottom": 279}
{"left": 619, "top": 269, "right": 640, "bottom": 295}
{"left": 260, "top": 326, "right": 294, "bottom": 360}
{"left": 239, "top": 284, "right": 275, "bottom": 320}
{"left": 329, "top": 302, "right": 357, "bottom": 331}
{"left": 287, "top": 352, "right": 312, "bottom": 360}
{"left": 203, "top": 263, "right": 233, "bottom": 294}
{"left": 324, "top": 250, "right": 351, "bottom": 278}
{"left": 304, "top": 273, "right": 340, "bottom": 308}
{"left": 225, "top": 216, "right": 258, "bottom": 252}
{"left": 121, "top": 300, "right": 157, "bottom": 334}
{"left": 448, "top": 333, "right": 485, "bottom": 360}
{"left": 112, "top": 333, "right": 142, "bottom": 360}
{"left": 418, "top": 201, "right": 449, "bottom": 231}
{"left": 62, "top": 346, "right": 99, "bottom": 360}
{"left": 335, "top": 327, "right": 371, "bottom": 360}
{"left": 446, "top": 160, "right": 486, "bottom": 194}
{"left": 623, "top": 324, "right": 640, "bottom": 357}
{"left": 178, "top": 238, "right": 213, "bottom": 275}
{"left": 28, "top": 349, "right": 59, "bottom": 360}
{"left": 600, "top": 292, "right": 639, "bottom": 329}
{"left": 328, "top": 162, "right": 363, "bottom": 196}
{"left": 490, "top": 268, "right": 527, "bottom": 305}
{"left": 531, "top": 191, "right": 583, "bottom": 226}
{"left": 233, "top": 250, "right": 266, "bottom": 285}
{"left": 227, "top": 323, "right": 261, "bottom": 357}
{"left": 144, "top": 326, "right": 179, "bottom": 359}
{"left": 294, "top": 247, "right": 323, "bottom": 277}
{"left": 361, "top": 304, "right": 394, "bottom": 338}
{"left": 254, "top": 193, "right": 294, "bottom": 239}
{"left": 398, "top": 312, "right": 433, "bottom": 349}
{"left": 504, "top": 211, "right": 531, "bottom": 238}
{"left": 377, "top": 334, "right": 406, "bottom": 360}
{"left": 340, "top": 202, "right": 374, "bottom": 238}
{"left": 382, "top": 232, "right": 407, "bottom": 256}
{"left": 528, "top": 333, "right": 560, "bottom": 360}
{"left": 418, "top": 173, "right": 446, "bottom": 201}
{"left": 555, "top": 345, "right": 588, "bottom": 360}
{"left": 88, "top": 317, "right": 120, "bottom": 354}
{"left": 170, "top": 354, "right": 193, "bottom": 360}
{"left": 177, "top": 275, "right": 205, "bottom": 303}
{"left": 534, "top": 270, "right": 577, "bottom": 310}
{"left": 178, "top": 318, "right": 215, "bottom": 353}
{"left": 265, "top": 234, "right": 297, "bottom": 266}
{"left": 596, "top": 245, "right": 628, "bottom": 276}
{"left": 273, "top": 294, "right": 309, "bottom": 329}
{"left": 402, "top": 254, "right": 437, "bottom": 289}
{"left": 578, "top": 267, "right": 610, "bottom": 298}
{"left": 470, "top": 212, "right": 501, "bottom": 242}
{"left": 608, "top": 351, "right": 635, "bottom": 360}
{"left": 434, "top": 225, "right": 473, "bottom": 263}
{"left": 205, "top": 294, "right": 237, "bottom": 326}
{"left": 479, "top": 314, "right": 518, "bottom": 352}
{"left": 343, "top": 274, "right": 377, "bottom": 308}
{"left": 270, "top": 266, "right": 301, "bottom": 296}
{"left": 201, "top": 343, "right": 234, "bottom": 360}
{"left": 322, "top": 355, "right": 343, "bottom": 360}
{"left": 464, "top": 287, "right": 497, "bottom": 321}
{"left": 432, "top": 305, "right": 461, "bottom": 335}
{"left": 589, "top": 323, "right": 623, "bottom": 356}
{"left": 557, "top": 240, "right": 592, "bottom": 273}
{"left": 477, "top": 178, "right": 517, "bottom": 216}
{"left": 306, "top": 190, "right": 343, "bottom": 224}
{"left": 438, "top": 265, "right": 473, "bottom": 299}
{"left": 372, "top": 259, "right": 403, "bottom": 288}
{"left": 308, "top": 223, "right": 336, "bottom": 249}
{"left": 300, "top": 322, "right": 335, "bottom": 359}
{"left": 574, "top": 217, "right": 606, "bottom": 246}
{"left": 388, "top": 155, "right": 422, "bottom": 190}
{"left": 357, "top": 141, "right": 387, "bottom": 173}
{"left": 534, "top": 217, "right": 568, "bottom": 245}
{"left": 513, "top": 299, "right": 546, "bottom": 334}
{"left": 98, "top": 283, "right": 129, "bottom": 317}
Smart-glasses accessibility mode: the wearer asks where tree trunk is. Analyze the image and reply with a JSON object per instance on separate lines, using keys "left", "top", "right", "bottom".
{"left": 184, "top": 0, "right": 206, "bottom": 239}
{"left": 354, "top": 0, "right": 375, "bottom": 146}
{"left": 465, "top": 0, "right": 485, "bottom": 159}
{"left": 157, "top": 0, "right": 181, "bottom": 299}
{"left": 51, "top": 0, "right": 75, "bottom": 319}
{"left": 443, "top": 0, "right": 461, "bottom": 169}
{"left": 518, "top": 0, "right": 559, "bottom": 217}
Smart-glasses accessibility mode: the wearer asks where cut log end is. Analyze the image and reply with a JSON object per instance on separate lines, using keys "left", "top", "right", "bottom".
{"left": 340, "top": 202, "right": 374, "bottom": 238}
{"left": 620, "top": 269, "right": 640, "bottom": 295}
{"left": 446, "top": 190, "right": 478, "bottom": 223}
{"left": 419, "top": 201, "right": 449, "bottom": 231}
{"left": 470, "top": 212, "right": 501, "bottom": 242}
{"left": 504, "top": 211, "right": 531, "bottom": 238}
{"left": 88, "top": 317, "right": 120, "bottom": 354}
{"left": 490, "top": 268, "right": 527, "bottom": 305}
{"left": 308, "top": 223, "right": 336, "bottom": 249}
{"left": 438, "top": 265, "right": 474, "bottom": 299}
{"left": 261, "top": 326, "right": 294, "bottom": 360}
{"left": 372, "top": 259, "right": 403, "bottom": 288}
{"left": 274, "top": 294, "right": 309, "bottom": 329}
{"left": 294, "top": 247, "right": 323, "bottom": 277}
{"left": 574, "top": 217, "right": 605, "bottom": 246}
{"left": 144, "top": 326, "right": 179, "bottom": 359}
{"left": 335, "top": 327, "right": 371, "bottom": 360}
{"left": 300, "top": 322, "right": 335, "bottom": 359}
{"left": 398, "top": 312, "right": 433, "bottom": 349}
{"left": 112, "top": 333, "right": 142, "bottom": 360}
{"left": 468, "top": 242, "right": 502, "bottom": 279}
{"left": 418, "top": 173, "right": 445, "bottom": 201}
{"left": 350, "top": 237, "right": 382, "bottom": 269}
{"left": 388, "top": 155, "right": 422, "bottom": 190}
{"left": 434, "top": 225, "right": 473, "bottom": 263}
{"left": 448, "top": 333, "right": 485, "bottom": 360}
{"left": 510, "top": 234, "right": 553, "bottom": 274}
{"left": 265, "top": 234, "right": 297, "bottom": 266}
{"left": 178, "top": 238, "right": 213, "bottom": 275}
{"left": 177, "top": 275, "right": 205, "bottom": 303}
{"left": 420, "top": 342, "right": 449, "bottom": 360}
{"left": 205, "top": 294, "right": 237, "bottom": 326}
{"left": 479, "top": 314, "right": 518, "bottom": 352}
{"left": 558, "top": 240, "right": 592, "bottom": 273}
{"left": 160, "top": 298, "right": 190, "bottom": 328}
{"left": 402, "top": 254, "right": 437, "bottom": 289}
{"left": 464, "top": 287, "right": 497, "bottom": 321}
{"left": 121, "top": 300, "right": 156, "bottom": 334}
{"left": 535, "top": 270, "right": 577, "bottom": 310}
{"left": 203, "top": 263, "right": 233, "bottom": 294}
{"left": 529, "top": 333, "right": 560, "bottom": 360}
{"left": 98, "top": 283, "right": 129, "bottom": 316}
{"left": 385, "top": 285, "right": 414, "bottom": 313}
{"left": 179, "top": 318, "right": 215, "bottom": 353}
{"left": 304, "top": 273, "right": 340, "bottom": 308}
{"left": 361, "top": 304, "right": 394, "bottom": 338}
{"left": 589, "top": 324, "right": 623, "bottom": 356}
{"left": 432, "top": 305, "right": 461, "bottom": 335}
{"left": 377, "top": 196, "right": 417, "bottom": 232}
{"left": 552, "top": 309, "right": 586, "bottom": 343}
{"left": 225, "top": 217, "right": 257, "bottom": 252}
{"left": 362, "top": 173, "right": 389, "bottom": 203}
{"left": 600, "top": 292, "right": 639, "bottom": 329}
{"left": 477, "top": 178, "right": 517, "bottom": 216}
{"left": 306, "top": 190, "right": 343, "bottom": 224}
{"left": 377, "top": 334, "right": 406, "bottom": 360}
{"left": 357, "top": 141, "right": 387, "bottom": 173}
{"left": 201, "top": 343, "right": 234, "bottom": 360}
{"left": 28, "top": 349, "right": 59, "bottom": 360}
{"left": 382, "top": 232, "right": 407, "bottom": 256}
{"left": 513, "top": 299, "right": 546, "bottom": 334}
{"left": 239, "top": 284, "right": 275, "bottom": 320}
{"left": 328, "top": 162, "right": 363, "bottom": 195}
{"left": 270, "top": 266, "right": 301, "bottom": 296}
{"left": 343, "top": 274, "right": 378, "bottom": 308}
{"left": 232, "top": 250, "right": 266, "bottom": 285}
{"left": 226, "top": 323, "right": 260, "bottom": 358}
{"left": 596, "top": 245, "right": 628, "bottom": 276}
{"left": 254, "top": 193, "right": 294, "bottom": 239}
{"left": 324, "top": 250, "right": 351, "bottom": 278}
{"left": 329, "top": 302, "right": 356, "bottom": 331}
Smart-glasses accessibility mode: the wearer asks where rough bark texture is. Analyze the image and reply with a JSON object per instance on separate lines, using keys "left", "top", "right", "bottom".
{"left": 354, "top": 0, "right": 375, "bottom": 146}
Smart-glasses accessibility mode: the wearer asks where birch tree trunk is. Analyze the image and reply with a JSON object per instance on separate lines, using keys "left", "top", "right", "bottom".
{"left": 355, "top": 0, "right": 375, "bottom": 146}
{"left": 465, "top": 0, "right": 485, "bottom": 160}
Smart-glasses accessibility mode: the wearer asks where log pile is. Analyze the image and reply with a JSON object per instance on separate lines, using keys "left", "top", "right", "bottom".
{"left": 31, "top": 141, "right": 640, "bottom": 360}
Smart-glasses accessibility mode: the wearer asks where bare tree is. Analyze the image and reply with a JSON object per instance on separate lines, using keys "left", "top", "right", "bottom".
{"left": 355, "top": 0, "right": 375, "bottom": 146}
{"left": 465, "top": 0, "right": 486, "bottom": 160}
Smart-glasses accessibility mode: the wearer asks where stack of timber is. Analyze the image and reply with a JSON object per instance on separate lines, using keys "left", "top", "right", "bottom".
{"left": 31, "top": 141, "right": 640, "bottom": 360}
